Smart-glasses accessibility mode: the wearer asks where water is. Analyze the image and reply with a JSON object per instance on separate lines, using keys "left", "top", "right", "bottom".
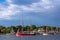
{"left": 0, "top": 34, "right": 60, "bottom": 40}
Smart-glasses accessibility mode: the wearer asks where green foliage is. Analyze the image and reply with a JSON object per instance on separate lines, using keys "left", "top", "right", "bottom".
{"left": 25, "top": 26, "right": 30, "bottom": 31}
{"left": 15, "top": 25, "right": 22, "bottom": 32}
{"left": 0, "top": 25, "right": 59, "bottom": 34}
{"left": 30, "top": 25, "right": 36, "bottom": 31}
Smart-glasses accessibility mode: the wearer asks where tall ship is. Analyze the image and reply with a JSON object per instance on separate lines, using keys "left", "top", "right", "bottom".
{"left": 16, "top": 13, "right": 35, "bottom": 36}
{"left": 16, "top": 29, "right": 35, "bottom": 36}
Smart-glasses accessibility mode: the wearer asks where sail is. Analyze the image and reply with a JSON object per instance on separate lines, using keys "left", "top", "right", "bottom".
{"left": 10, "top": 28, "right": 15, "bottom": 34}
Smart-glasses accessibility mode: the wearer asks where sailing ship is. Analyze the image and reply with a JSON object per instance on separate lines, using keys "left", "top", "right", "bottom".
{"left": 48, "top": 27, "right": 55, "bottom": 35}
{"left": 16, "top": 13, "right": 35, "bottom": 36}
{"left": 16, "top": 31, "right": 35, "bottom": 36}
{"left": 43, "top": 26, "right": 55, "bottom": 35}
{"left": 43, "top": 26, "right": 48, "bottom": 35}
{"left": 10, "top": 28, "right": 15, "bottom": 34}
{"left": 6, "top": 28, "right": 15, "bottom": 35}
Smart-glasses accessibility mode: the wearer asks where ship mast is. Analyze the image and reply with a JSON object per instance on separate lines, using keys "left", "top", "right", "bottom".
{"left": 46, "top": 26, "right": 47, "bottom": 33}
{"left": 51, "top": 27, "right": 53, "bottom": 31}
{"left": 56, "top": 27, "right": 58, "bottom": 33}
{"left": 30, "top": 16, "right": 33, "bottom": 31}
{"left": 21, "top": 13, "right": 24, "bottom": 33}
{"left": 45, "top": 25, "right": 48, "bottom": 33}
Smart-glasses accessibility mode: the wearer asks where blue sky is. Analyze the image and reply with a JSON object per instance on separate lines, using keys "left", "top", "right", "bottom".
{"left": 0, "top": 0, "right": 5, "bottom": 2}
{"left": 0, "top": 0, "right": 60, "bottom": 27}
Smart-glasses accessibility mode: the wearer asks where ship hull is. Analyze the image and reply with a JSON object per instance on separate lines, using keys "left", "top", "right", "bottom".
{"left": 16, "top": 32, "right": 35, "bottom": 36}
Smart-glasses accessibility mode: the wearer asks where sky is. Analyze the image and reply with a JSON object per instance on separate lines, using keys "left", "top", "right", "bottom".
{"left": 0, "top": 0, "right": 60, "bottom": 27}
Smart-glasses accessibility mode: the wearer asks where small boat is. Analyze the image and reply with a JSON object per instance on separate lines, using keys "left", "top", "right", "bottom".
{"left": 6, "top": 28, "right": 15, "bottom": 35}
{"left": 43, "top": 33, "right": 48, "bottom": 35}
{"left": 43, "top": 26, "right": 48, "bottom": 35}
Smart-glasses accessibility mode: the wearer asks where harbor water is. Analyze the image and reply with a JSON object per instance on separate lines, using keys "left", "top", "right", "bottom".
{"left": 0, "top": 34, "right": 60, "bottom": 40}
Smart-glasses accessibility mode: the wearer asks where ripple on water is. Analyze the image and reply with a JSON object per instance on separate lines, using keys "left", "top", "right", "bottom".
{"left": 0, "top": 34, "right": 60, "bottom": 40}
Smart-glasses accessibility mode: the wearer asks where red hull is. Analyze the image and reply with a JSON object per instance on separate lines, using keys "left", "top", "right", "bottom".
{"left": 16, "top": 32, "right": 35, "bottom": 36}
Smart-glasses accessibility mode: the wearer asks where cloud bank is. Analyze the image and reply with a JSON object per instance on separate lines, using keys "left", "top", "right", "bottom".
{"left": 0, "top": 0, "right": 60, "bottom": 26}
{"left": 0, "top": 0, "right": 58, "bottom": 20}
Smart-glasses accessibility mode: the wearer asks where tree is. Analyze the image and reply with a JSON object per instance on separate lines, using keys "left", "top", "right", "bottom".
{"left": 30, "top": 25, "right": 36, "bottom": 31}
{"left": 25, "top": 26, "right": 30, "bottom": 31}
{"left": 15, "top": 25, "right": 22, "bottom": 32}
{"left": 0, "top": 26, "right": 6, "bottom": 33}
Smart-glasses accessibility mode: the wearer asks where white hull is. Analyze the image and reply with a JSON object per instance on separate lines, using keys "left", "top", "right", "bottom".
{"left": 43, "top": 33, "right": 48, "bottom": 35}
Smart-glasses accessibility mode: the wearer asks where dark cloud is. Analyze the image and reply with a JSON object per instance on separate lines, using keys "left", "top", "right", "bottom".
{"left": 0, "top": 0, "right": 60, "bottom": 26}
{"left": 9, "top": 0, "right": 39, "bottom": 5}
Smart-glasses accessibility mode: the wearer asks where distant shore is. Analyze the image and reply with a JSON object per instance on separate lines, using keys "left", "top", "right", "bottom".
{"left": 0, "top": 25, "right": 60, "bottom": 34}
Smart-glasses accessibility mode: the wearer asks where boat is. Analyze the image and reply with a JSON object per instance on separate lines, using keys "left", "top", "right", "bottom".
{"left": 16, "top": 27, "right": 36, "bottom": 36}
{"left": 43, "top": 33, "right": 48, "bottom": 35}
{"left": 43, "top": 26, "right": 48, "bottom": 35}
{"left": 48, "top": 27, "right": 56, "bottom": 35}
{"left": 16, "top": 32, "right": 35, "bottom": 36}
{"left": 16, "top": 13, "right": 36, "bottom": 36}
{"left": 6, "top": 28, "right": 15, "bottom": 35}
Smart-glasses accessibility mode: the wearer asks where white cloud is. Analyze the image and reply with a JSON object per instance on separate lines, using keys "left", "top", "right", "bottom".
{"left": 31, "top": 0, "right": 54, "bottom": 10}
{"left": 0, "top": 4, "right": 21, "bottom": 19}
{"left": 6, "top": 0, "right": 12, "bottom": 3}
{"left": 21, "top": 0, "right": 54, "bottom": 12}
{"left": 17, "top": 0, "right": 54, "bottom": 12}
{"left": 0, "top": 0, "right": 55, "bottom": 20}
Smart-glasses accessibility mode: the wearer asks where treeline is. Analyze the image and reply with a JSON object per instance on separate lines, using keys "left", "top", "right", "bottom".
{"left": 0, "top": 25, "right": 60, "bottom": 34}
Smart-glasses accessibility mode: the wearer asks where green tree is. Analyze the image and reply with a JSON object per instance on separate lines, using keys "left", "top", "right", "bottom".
{"left": 0, "top": 26, "right": 6, "bottom": 33}
{"left": 26, "top": 26, "right": 30, "bottom": 31}
{"left": 15, "top": 25, "right": 22, "bottom": 32}
{"left": 30, "top": 25, "right": 36, "bottom": 31}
